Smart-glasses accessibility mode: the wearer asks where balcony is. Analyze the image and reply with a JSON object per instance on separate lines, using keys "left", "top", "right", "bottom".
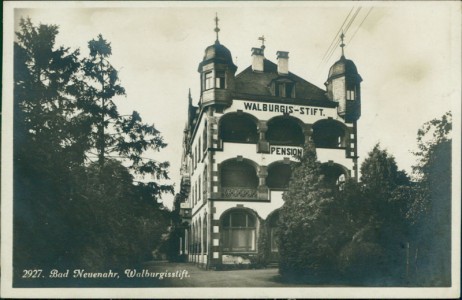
{"left": 222, "top": 187, "right": 258, "bottom": 199}
{"left": 316, "top": 148, "right": 353, "bottom": 170}
{"left": 180, "top": 203, "right": 192, "bottom": 222}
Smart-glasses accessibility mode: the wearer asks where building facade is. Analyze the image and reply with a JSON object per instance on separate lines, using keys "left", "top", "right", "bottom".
{"left": 177, "top": 24, "right": 362, "bottom": 269}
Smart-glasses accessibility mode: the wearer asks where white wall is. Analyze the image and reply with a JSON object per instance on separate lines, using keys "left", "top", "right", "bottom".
{"left": 213, "top": 190, "right": 285, "bottom": 221}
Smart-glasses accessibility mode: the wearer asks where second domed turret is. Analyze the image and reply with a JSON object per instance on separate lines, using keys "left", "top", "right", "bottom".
{"left": 197, "top": 15, "right": 237, "bottom": 108}
{"left": 199, "top": 40, "right": 237, "bottom": 71}
{"left": 327, "top": 55, "right": 360, "bottom": 81}
{"left": 325, "top": 33, "right": 362, "bottom": 123}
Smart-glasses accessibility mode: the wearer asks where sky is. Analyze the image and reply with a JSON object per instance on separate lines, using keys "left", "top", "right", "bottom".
{"left": 8, "top": 1, "right": 461, "bottom": 209}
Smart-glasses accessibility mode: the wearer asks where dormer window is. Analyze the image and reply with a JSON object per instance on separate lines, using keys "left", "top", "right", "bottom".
{"left": 272, "top": 78, "right": 295, "bottom": 98}
{"left": 275, "top": 83, "right": 283, "bottom": 97}
{"left": 285, "top": 82, "right": 294, "bottom": 98}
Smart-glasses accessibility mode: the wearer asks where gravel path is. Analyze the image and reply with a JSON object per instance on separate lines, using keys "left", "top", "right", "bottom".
{"left": 142, "top": 261, "right": 296, "bottom": 287}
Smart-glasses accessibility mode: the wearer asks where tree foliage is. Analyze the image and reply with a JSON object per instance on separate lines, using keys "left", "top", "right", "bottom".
{"left": 408, "top": 112, "right": 452, "bottom": 286}
{"left": 278, "top": 111, "right": 452, "bottom": 286}
{"left": 278, "top": 142, "right": 413, "bottom": 284}
{"left": 80, "top": 35, "right": 171, "bottom": 179}
{"left": 14, "top": 18, "right": 90, "bottom": 271}
{"left": 278, "top": 141, "right": 338, "bottom": 278}
{"left": 339, "top": 145, "right": 411, "bottom": 282}
{"left": 13, "top": 18, "right": 173, "bottom": 279}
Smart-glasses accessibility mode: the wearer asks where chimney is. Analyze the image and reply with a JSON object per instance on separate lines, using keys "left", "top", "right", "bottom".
{"left": 251, "top": 47, "right": 264, "bottom": 72}
{"left": 277, "top": 51, "right": 289, "bottom": 75}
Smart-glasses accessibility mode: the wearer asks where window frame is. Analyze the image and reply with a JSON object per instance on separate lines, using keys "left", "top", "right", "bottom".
{"left": 347, "top": 89, "right": 356, "bottom": 101}
{"left": 215, "top": 71, "right": 225, "bottom": 89}
{"left": 273, "top": 80, "right": 296, "bottom": 98}
{"left": 204, "top": 71, "right": 213, "bottom": 90}
{"left": 221, "top": 210, "right": 257, "bottom": 253}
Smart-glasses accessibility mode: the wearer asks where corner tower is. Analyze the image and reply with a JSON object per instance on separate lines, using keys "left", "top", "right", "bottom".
{"left": 198, "top": 14, "right": 237, "bottom": 108}
{"left": 325, "top": 33, "right": 362, "bottom": 123}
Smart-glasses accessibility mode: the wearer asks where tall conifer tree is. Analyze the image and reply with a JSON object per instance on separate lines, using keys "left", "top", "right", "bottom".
{"left": 278, "top": 140, "right": 336, "bottom": 278}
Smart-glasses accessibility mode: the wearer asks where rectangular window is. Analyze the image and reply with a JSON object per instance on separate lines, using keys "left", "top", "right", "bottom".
{"left": 285, "top": 83, "right": 294, "bottom": 98}
{"left": 277, "top": 83, "right": 284, "bottom": 97}
{"left": 203, "top": 122, "right": 208, "bottom": 152}
{"left": 189, "top": 188, "right": 192, "bottom": 207}
{"left": 198, "top": 138, "right": 201, "bottom": 162}
{"left": 274, "top": 82, "right": 295, "bottom": 98}
{"left": 215, "top": 72, "right": 225, "bottom": 89}
{"left": 198, "top": 175, "right": 201, "bottom": 202}
{"left": 347, "top": 90, "right": 355, "bottom": 100}
{"left": 205, "top": 72, "right": 213, "bottom": 90}
{"left": 191, "top": 185, "right": 194, "bottom": 207}
{"left": 194, "top": 146, "right": 197, "bottom": 169}
{"left": 195, "top": 182, "right": 198, "bottom": 204}
{"left": 203, "top": 166, "right": 207, "bottom": 201}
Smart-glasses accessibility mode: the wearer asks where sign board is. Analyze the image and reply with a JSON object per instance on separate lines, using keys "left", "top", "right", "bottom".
{"left": 270, "top": 145, "right": 303, "bottom": 157}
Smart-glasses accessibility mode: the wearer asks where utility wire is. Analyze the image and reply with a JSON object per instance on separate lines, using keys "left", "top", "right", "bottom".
{"left": 344, "top": 7, "right": 362, "bottom": 34}
{"left": 315, "top": 7, "right": 355, "bottom": 79}
{"left": 320, "top": 7, "right": 355, "bottom": 63}
{"left": 348, "top": 7, "right": 374, "bottom": 44}
{"left": 323, "top": 7, "right": 361, "bottom": 65}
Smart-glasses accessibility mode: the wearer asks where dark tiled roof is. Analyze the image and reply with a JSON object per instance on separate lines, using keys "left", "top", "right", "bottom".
{"left": 234, "top": 59, "right": 331, "bottom": 105}
{"left": 328, "top": 55, "right": 362, "bottom": 81}
{"left": 198, "top": 41, "right": 237, "bottom": 71}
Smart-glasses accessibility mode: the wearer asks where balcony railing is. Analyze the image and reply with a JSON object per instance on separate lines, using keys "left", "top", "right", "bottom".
{"left": 222, "top": 187, "right": 258, "bottom": 199}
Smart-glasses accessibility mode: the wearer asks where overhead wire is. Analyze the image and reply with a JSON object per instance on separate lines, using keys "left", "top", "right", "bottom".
{"left": 315, "top": 7, "right": 355, "bottom": 77}
{"left": 319, "top": 7, "right": 355, "bottom": 64}
{"left": 324, "top": 7, "right": 362, "bottom": 64}
{"left": 344, "top": 7, "right": 362, "bottom": 34}
{"left": 347, "top": 7, "right": 374, "bottom": 44}
{"left": 315, "top": 7, "right": 362, "bottom": 82}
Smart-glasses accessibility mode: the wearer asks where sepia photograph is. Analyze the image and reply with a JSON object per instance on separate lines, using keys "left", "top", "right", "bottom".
{"left": 2, "top": 1, "right": 460, "bottom": 298}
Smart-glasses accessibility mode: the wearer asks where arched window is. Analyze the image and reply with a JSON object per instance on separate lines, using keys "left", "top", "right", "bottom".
{"left": 186, "top": 228, "right": 191, "bottom": 254}
{"left": 267, "top": 211, "right": 280, "bottom": 253}
{"left": 312, "top": 120, "right": 347, "bottom": 149}
{"left": 321, "top": 163, "right": 348, "bottom": 190}
{"left": 203, "top": 215, "right": 208, "bottom": 254}
{"left": 221, "top": 160, "right": 258, "bottom": 199}
{"left": 220, "top": 114, "right": 258, "bottom": 143}
{"left": 198, "top": 218, "right": 202, "bottom": 254}
{"left": 221, "top": 160, "right": 258, "bottom": 188}
{"left": 266, "top": 117, "right": 304, "bottom": 146}
{"left": 190, "top": 224, "right": 194, "bottom": 254}
{"left": 267, "top": 163, "right": 292, "bottom": 190}
{"left": 221, "top": 210, "right": 257, "bottom": 252}
{"left": 203, "top": 166, "right": 207, "bottom": 200}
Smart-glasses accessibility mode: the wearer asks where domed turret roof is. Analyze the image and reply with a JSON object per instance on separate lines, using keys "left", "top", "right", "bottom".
{"left": 198, "top": 41, "right": 237, "bottom": 71}
{"left": 327, "top": 55, "right": 361, "bottom": 80}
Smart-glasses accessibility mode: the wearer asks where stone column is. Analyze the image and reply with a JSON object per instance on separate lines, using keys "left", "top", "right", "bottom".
{"left": 257, "top": 121, "right": 269, "bottom": 153}
{"left": 257, "top": 165, "right": 269, "bottom": 200}
{"left": 302, "top": 124, "right": 313, "bottom": 145}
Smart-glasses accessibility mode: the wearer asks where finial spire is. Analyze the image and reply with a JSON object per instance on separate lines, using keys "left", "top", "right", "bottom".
{"left": 258, "top": 35, "right": 266, "bottom": 50}
{"left": 340, "top": 31, "right": 345, "bottom": 57}
{"left": 214, "top": 13, "right": 220, "bottom": 43}
{"left": 188, "top": 88, "right": 192, "bottom": 105}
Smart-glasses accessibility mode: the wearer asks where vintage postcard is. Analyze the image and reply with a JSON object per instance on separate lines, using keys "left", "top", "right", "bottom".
{"left": 2, "top": 1, "right": 460, "bottom": 298}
